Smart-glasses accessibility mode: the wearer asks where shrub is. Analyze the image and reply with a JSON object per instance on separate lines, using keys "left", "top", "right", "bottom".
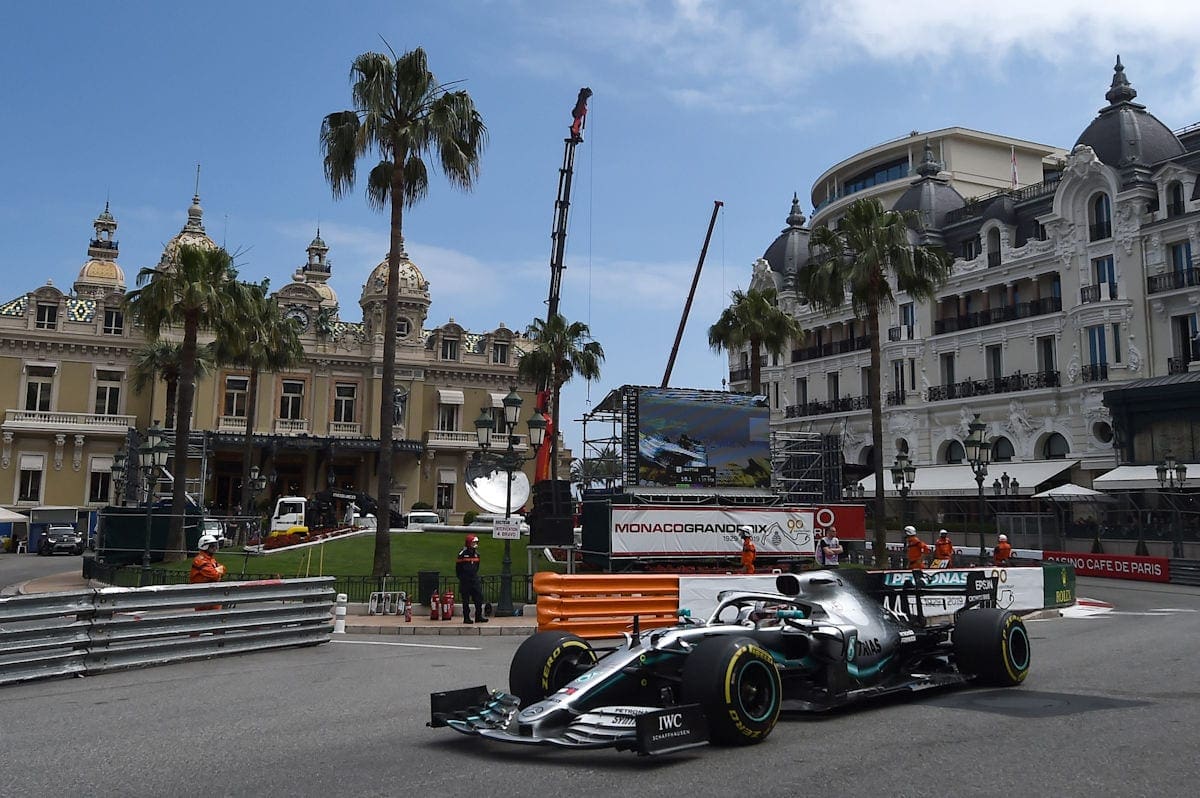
{"left": 411, "top": 501, "right": 434, "bottom": 510}
{"left": 463, "top": 510, "right": 478, "bottom": 526}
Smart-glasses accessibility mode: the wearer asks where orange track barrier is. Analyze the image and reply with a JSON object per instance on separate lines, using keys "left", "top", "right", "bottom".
{"left": 533, "top": 572, "right": 681, "bottom": 639}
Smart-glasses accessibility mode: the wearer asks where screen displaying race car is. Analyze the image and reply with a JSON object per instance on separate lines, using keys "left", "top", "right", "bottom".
{"left": 429, "top": 570, "right": 1031, "bottom": 755}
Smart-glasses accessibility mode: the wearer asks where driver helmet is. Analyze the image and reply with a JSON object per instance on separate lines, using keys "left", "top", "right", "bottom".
{"left": 739, "top": 525, "right": 753, "bottom": 538}
{"left": 197, "top": 533, "right": 220, "bottom": 551}
{"left": 465, "top": 534, "right": 479, "bottom": 547}
{"left": 939, "top": 529, "right": 949, "bottom": 537}
{"left": 904, "top": 525, "right": 917, "bottom": 536}
{"left": 998, "top": 534, "right": 1008, "bottom": 542}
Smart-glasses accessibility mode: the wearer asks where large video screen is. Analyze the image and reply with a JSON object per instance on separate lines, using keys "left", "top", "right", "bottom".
{"left": 636, "top": 388, "right": 770, "bottom": 488}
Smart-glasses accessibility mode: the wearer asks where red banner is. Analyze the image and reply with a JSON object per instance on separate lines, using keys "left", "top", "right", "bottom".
{"left": 812, "top": 504, "right": 866, "bottom": 541}
{"left": 1042, "top": 551, "right": 1170, "bottom": 583}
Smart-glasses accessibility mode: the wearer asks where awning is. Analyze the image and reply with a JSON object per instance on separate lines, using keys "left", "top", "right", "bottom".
{"left": 858, "top": 460, "right": 1077, "bottom": 497}
{"left": 1032, "top": 484, "right": 1115, "bottom": 502}
{"left": 489, "top": 392, "right": 507, "bottom": 409}
{"left": 437, "top": 468, "right": 457, "bottom": 485}
{"left": 0, "top": 507, "right": 29, "bottom": 523}
{"left": 1093, "top": 464, "right": 1197, "bottom": 491}
{"left": 437, "top": 389, "right": 464, "bottom": 405}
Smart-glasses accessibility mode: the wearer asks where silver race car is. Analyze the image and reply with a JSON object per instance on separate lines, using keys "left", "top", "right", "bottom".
{"left": 429, "top": 570, "right": 1030, "bottom": 755}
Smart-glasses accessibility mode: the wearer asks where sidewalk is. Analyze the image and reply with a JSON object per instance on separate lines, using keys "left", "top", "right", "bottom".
{"left": 10, "top": 570, "right": 538, "bottom": 637}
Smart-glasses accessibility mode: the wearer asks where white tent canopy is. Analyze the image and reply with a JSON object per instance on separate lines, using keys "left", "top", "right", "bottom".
{"left": 1093, "top": 464, "right": 1198, "bottom": 491}
{"left": 0, "top": 507, "right": 30, "bottom": 523}
{"left": 856, "top": 460, "right": 1077, "bottom": 497}
{"left": 1032, "top": 484, "right": 1115, "bottom": 502}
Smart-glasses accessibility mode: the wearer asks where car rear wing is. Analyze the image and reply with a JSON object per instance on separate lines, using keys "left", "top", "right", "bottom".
{"left": 840, "top": 569, "right": 999, "bottom": 625}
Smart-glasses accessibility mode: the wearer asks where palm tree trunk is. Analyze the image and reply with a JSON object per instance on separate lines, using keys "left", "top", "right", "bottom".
{"left": 866, "top": 304, "right": 887, "bottom": 568}
{"left": 165, "top": 379, "right": 178, "bottom": 430}
{"left": 374, "top": 151, "right": 405, "bottom": 576}
{"left": 749, "top": 336, "right": 762, "bottom": 395}
{"left": 168, "top": 316, "right": 199, "bottom": 563}
{"left": 239, "top": 366, "right": 261, "bottom": 512}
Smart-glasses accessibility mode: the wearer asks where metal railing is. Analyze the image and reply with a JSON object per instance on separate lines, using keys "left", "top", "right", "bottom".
{"left": 1080, "top": 283, "right": 1118, "bottom": 303}
{"left": 887, "top": 325, "right": 918, "bottom": 342}
{"left": 0, "top": 577, "right": 334, "bottom": 686}
{"left": 1081, "top": 363, "right": 1109, "bottom": 383}
{"left": 1089, "top": 221, "right": 1111, "bottom": 241}
{"left": 926, "top": 371, "right": 1060, "bottom": 402}
{"left": 987, "top": 252, "right": 1002, "bottom": 268}
{"left": 933, "top": 296, "right": 1061, "bottom": 334}
{"left": 1147, "top": 267, "right": 1200, "bottom": 295}
{"left": 783, "top": 394, "right": 876, "bottom": 418}
{"left": 791, "top": 335, "right": 872, "bottom": 363}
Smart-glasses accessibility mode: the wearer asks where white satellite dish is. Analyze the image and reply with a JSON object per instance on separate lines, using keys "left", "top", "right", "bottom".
{"left": 465, "top": 460, "right": 531, "bottom": 515}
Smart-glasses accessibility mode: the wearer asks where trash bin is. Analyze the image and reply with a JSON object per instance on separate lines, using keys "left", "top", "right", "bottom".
{"left": 417, "top": 570, "right": 440, "bottom": 606}
{"left": 81, "top": 553, "right": 96, "bottom": 579}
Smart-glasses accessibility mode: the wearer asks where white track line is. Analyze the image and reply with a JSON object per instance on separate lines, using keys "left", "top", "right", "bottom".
{"left": 332, "top": 639, "right": 483, "bottom": 651}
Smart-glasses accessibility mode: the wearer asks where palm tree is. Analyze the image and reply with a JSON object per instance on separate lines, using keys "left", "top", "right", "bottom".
{"left": 708, "top": 287, "right": 804, "bottom": 396}
{"left": 130, "top": 340, "right": 216, "bottom": 428}
{"left": 517, "top": 315, "right": 605, "bottom": 488}
{"left": 570, "top": 443, "right": 620, "bottom": 494}
{"left": 211, "top": 284, "right": 305, "bottom": 512}
{"left": 124, "top": 244, "right": 248, "bottom": 561}
{"left": 801, "top": 197, "right": 952, "bottom": 567}
{"left": 321, "top": 46, "right": 486, "bottom": 577}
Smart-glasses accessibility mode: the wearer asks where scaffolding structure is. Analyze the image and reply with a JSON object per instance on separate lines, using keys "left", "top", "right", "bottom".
{"left": 770, "top": 430, "right": 834, "bottom": 505}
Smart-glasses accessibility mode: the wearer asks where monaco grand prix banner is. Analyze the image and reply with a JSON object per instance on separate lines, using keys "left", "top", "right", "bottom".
{"left": 608, "top": 504, "right": 865, "bottom": 558}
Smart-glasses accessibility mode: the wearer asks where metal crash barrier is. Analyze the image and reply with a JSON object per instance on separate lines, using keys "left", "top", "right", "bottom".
{"left": 0, "top": 577, "right": 335, "bottom": 687}
{"left": 534, "top": 572, "right": 681, "bottom": 639}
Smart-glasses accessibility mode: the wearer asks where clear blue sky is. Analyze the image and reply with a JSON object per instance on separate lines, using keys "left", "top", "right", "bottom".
{"left": 3, "top": 1, "right": 1198, "bottom": 459}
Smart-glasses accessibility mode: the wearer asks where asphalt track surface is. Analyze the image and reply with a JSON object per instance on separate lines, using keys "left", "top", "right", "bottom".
{"left": 2, "top": 577, "right": 1199, "bottom": 797}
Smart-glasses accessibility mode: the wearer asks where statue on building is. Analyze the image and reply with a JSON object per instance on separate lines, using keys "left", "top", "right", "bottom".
{"left": 393, "top": 386, "right": 408, "bottom": 425}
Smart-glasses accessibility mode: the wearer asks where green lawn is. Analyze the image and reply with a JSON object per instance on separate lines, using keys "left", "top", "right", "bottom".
{"left": 165, "top": 530, "right": 559, "bottom": 578}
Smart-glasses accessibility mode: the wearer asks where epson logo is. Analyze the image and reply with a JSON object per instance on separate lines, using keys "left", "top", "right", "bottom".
{"left": 658, "top": 712, "right": 684, "bottom": 732}
{"left": 974, "top": 579, "right": 992, "bottom": 591}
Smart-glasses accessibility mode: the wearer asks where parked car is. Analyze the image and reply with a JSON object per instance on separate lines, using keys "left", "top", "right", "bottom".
{"left": 40, "top": 525, "right": 84, "bottom": 556}
{"left": 401, "top": 510, "right": 443, "bottom": 530}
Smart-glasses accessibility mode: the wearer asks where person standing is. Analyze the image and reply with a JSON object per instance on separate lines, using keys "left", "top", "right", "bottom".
{"left": 994, "top": 534, "right": 1013, "bottom": 566}
{"left": 818, "top": 526, "right": 843, "bottom": 569}
{"left": 456, "top": 534, "right": 488, "bottom": 624}
{"left": 740, "top": 526, "right": 757, "bottom": 574}
{"left": 905, "top": 525, "right": 930, "bottom": 570}
{"left": 932, "top": 529, "right": 955, "bottom": 567}
{"left": 190, "top": 533, "right": 227, "bottom": 611}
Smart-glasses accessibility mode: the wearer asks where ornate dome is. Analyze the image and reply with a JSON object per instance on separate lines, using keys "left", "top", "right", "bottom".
{"left": 158, "top": 192, "right": 217, "bottom": 268}
{"left": 360, "top": 240, "right": 430, "bottom": 304}
{"left": 77, "top": 259, "right": 125, "bottom": 286}
{"left": 761, "top": 194, "right": 811, "bottom": 275}
{"left": 892, "top": 140, "right": 966, "bottom": 232}
{"left": 74, "top": 203, "right": 126, "bottom": 295}
{"left": 1075, "top": 57, "right": 1184, "bottom": 171}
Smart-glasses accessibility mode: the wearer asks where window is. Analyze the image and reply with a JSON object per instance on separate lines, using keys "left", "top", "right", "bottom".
{"left": 986, "top": 345, "right": 1003, "bottom": 380}
{"left": 94, "top": 370, "right": 122, "bottom": 415}
{"left": 1032, "top": 220, "right": 1047, "bottom": 241}
{"left": 437, "top": 403, "right": 459, "bottom": 431}
{"left": 795, "top": 377, "right": 808, "bottom": 406}
{"left": 840, "top": 156, "right": 908, "bottom": 198}
{"left": 25, "top": 365, "right": 55, "bottom": 412}
{"left": 103, "top": 308, "right": 124, "bottom": 335}
{"left": 892, "top": 359, "right": 905, "bottom": 392}
{"left": 1086, "top": 324, "right": 1107, "bottom": 366}
{"left": 860, "top": 366, "right": 870, "bottom": 396}
{"left": 1092, "top": 255, "right": 1115, "bottom": 288}
{"left": 224, "top": 376, "right": 249, "bottom": 418}
{"left": 900, "top": 302, "right": 915, "bottom": 329}
{"left": 1042, "top": 433, "right": 1070, "bottom": 459}
{"left": 396, "top": 317, "right": 411, "bottom": 338}
{"left": 1037, "top": 336, "right": 1056, "bottom": 373}
{"left": 772, "top": 382, "right": 779, "bottom": 409}
{"left": 960, "top": 237, "right": 980, "bottom": 260}
{"left": 440, "top": 338, "right": 459, "bottom": 360}
{"left": 334, "top": 383, "right": 357, "bottom": 423}
{"left": 436, "top": 483, "right": 454, "bottom": 511}
{"left": 940, "top": 352, "right": 956, "bottom": 386}
{"left": 1111, "top": 323, "right": 1122, "bottom": 365}
{"left": 1089, "top": 193, "right": 1112, "bottom": 241}
{"left": 826, "top": 372, "right": 840, "bottom": 401}
{"left": 279, "top": 380, "right": 304, "bottom": 420}
{"left": 35, "top": 303, "right": 58, "bottom": 330}
{"left": 944, "top": 440, "right": 965, "bottom": 465}
{"left": 492, "top": 342, "right": 509, "bottom": 364}
{"left": 1169, "top": 241, "right": 1193, "bottom": 273}
{"left": 992, "top": 437, "right": 1015, "bottom": 462}
{"left": 1167, "top": 181, "right": 1186, "bottom": 217}
{"left": 89, "top": 470, "right": 112, "bottom": 504}
{"left": 18, "top": 454, "right": 44, "bottom": 502}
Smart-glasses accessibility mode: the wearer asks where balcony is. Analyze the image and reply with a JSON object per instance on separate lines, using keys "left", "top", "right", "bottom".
{"left": 1147, "top": 267, "right": 1200, "bottom": 295}
{"left": 987, "top": 252, "right": 1002, "bottom": 268}
{"left": 217, "top": 415, "right": 247, "bottom": 433}
{"left": 2, "top": 409, "right": 135, "bottom": 435}
{"left": 329, "top": 421, "right": 362, "bottom": 437}
{"left": 887, "top": 325, "right": 918, "bottom": 342}
{"left": 426, "top": 429, "right": 528, "bottom": 450}
{"left": 933, "top": 296, "right": 1061, "bottom": 335}
{"left": 886, "top": 389, "right": 907, "bottom": 406}
{"left": 1167, "top": 202, "right": 1187, "bottom": 218}
{"left": 783, "top": 394, "right": 876, "bottom": 418}
{"left": 925, "top": 371, "right": 1060, "bottom": 402}
{"left": 1080, "top": 282, "right": 1118, "bottom": 304}
{"left": 1168, "top": 357, "right": 1193, "bottom": 376}
{"left": 1080, "top": 363, "right": 1109, "bottom": 383}
{"left": 791, "top": 335, "right": 872, "bottom": 363}
{"left": 729, "top": 367, "right": 751, "bottom": 383}
{"left": 274, "top": 418, "right": 310, "bottom": 435}
{"left": 1088, "top": 221, "right": 1111, "bottom": 241}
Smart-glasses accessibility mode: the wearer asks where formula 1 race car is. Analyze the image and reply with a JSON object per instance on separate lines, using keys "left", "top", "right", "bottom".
{"left": 428, "top": 570, "right": 1031, "bottom": 755}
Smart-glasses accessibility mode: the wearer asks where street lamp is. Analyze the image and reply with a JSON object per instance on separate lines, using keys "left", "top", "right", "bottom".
{"left": 112, "top": 446, "right": 128, "bottom": 505}
{"left": 474, "top": 386, "right": 547, "bottom": 617}
{"left": 139, "top": 422, "right": 169, "bottom": 586}
{"left": 964, "top": 413, "right": 992, "bottom": 562}
{"left": 1156, "top": 452, "right": 1188, "bottom": 557}
{"left": 890, "top": 452, "right": 916, "bottom": 526}
{"left": 247, "top": 465, "right": 269, "bottom": 541}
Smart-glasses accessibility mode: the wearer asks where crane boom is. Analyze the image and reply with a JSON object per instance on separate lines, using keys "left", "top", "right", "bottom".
{"left": 662, "top": 200, "right": 723, "bottom": 388}
{"left": 546, "top": 87, "right": 592, "bottom": 322}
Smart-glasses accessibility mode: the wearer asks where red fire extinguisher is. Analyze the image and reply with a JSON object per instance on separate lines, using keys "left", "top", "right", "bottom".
{"left": 430, "top": 590, "right": 441, "bottom": 621}
{"left": 442, "top": 589, "right": 454, "bottom": 621}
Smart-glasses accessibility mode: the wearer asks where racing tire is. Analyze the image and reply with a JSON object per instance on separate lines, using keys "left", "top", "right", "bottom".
{"left": 682, "top": 636, "right": 781, "bottom": 746}
{"left": 508, "top": 631, "right": 598, "bottom": 706}
{"left": 952, "top": 608, "right": 1030, "bottom": 686}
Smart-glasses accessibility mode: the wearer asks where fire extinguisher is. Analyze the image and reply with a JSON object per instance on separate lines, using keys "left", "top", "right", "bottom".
{"left": 402, "top": 591, "right": 412, "bottom": 622}
{"left": 430, "top": 590, "right": 441, "bottom": 621}
{"left": 442, "top": 589, "right": 454, "bottom": 621}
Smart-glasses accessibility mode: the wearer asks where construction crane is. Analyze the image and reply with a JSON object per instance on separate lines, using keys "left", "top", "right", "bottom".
{"left": 662, "top": 200, "right": 723, "bottom": 387}
{"left": 545, "top": 87, "right": 592, "bottom": 322}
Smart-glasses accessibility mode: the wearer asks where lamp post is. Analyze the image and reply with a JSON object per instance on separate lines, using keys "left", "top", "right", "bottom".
{"left": 964, "top": 413, "right": 992, "bottom": 562}
{"left": 139, "top": 422, "right": 169, "bottom": 586}
{"left": 247, "top": 465, "right": 269, "bottom": 542}
{"left": 474, "top": 386, "right": 547, "bottom": 617}
{"left": 112, "top": 446, "right": 128, "bottom": 506}
{"left": 1156, "top": 452, "right": 1188, "bottom": 558}
{"left": 890, "top": 452, "right": 916, "bottom": 527}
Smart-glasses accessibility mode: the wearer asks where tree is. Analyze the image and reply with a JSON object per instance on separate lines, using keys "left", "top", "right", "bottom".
{"left": 801, "top": 197, "right": 952, "bottom": 567}
{"left": 321, "top": 46, "right": 486, "bottom": 576}
{"left": 124, "top": 244, "right": 249, "bottom": 561}
{"left": 517, "top": 314, "right": 605, "bottom": 487}
{"left": 130, "top": 340, "right": 216, "bottom": 429}
{"left": 210, "top": 284, "right": 305, "bottom": 512}
{"left": 708, "top": 287, "right": 803, "bottom": 396}
{"left": 570, "top": 443, "right": 620, "bottom": 494}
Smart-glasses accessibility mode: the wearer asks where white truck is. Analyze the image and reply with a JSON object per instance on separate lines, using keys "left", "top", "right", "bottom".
{"left": 270, "top": 496, "right": 308, "bottom": 537}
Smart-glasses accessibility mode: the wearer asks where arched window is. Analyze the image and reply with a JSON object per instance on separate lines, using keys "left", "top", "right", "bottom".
{"left": 860, "top": 445, "right": 875, "bottom": 467}
{"left": 1167, "top": 182, "right": 1186, "bottom": 217}
{"left": 895, "top": 438, "right": 910, "bottom": 455}
{"left": 986, "top": 228, "right": 1001, "bottom": 267}
{"left": 943, "top": 440, "right": 965, "bottom": 464}
{"left": 1042, "top": 432, "right": 1070, "bottom": 459}
{"left": 992, "top": 436, "right": 1015, "bottom": 462}
{"left": 1089, "top": 194, "right": 1112, "bottom": 241}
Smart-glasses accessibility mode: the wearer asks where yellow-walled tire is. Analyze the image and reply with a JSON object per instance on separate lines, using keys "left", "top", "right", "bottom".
{"left": 682, "top": 636, "right": 781, "bottom": 746}
{"left": 509, "top": 631, "right": 598, "bottom": 706}
{"left": 953, "top": 608, "right": 1031, "bottom": 686}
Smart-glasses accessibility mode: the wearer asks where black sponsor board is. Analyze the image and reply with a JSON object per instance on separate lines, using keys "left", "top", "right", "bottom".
{"left": 635, "top": 704, "right": 709, "bottom": 755}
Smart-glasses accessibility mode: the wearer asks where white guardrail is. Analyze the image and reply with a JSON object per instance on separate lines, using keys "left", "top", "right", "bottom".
{"left": 0, "top": 577, "right": 335, "bottom": 687}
